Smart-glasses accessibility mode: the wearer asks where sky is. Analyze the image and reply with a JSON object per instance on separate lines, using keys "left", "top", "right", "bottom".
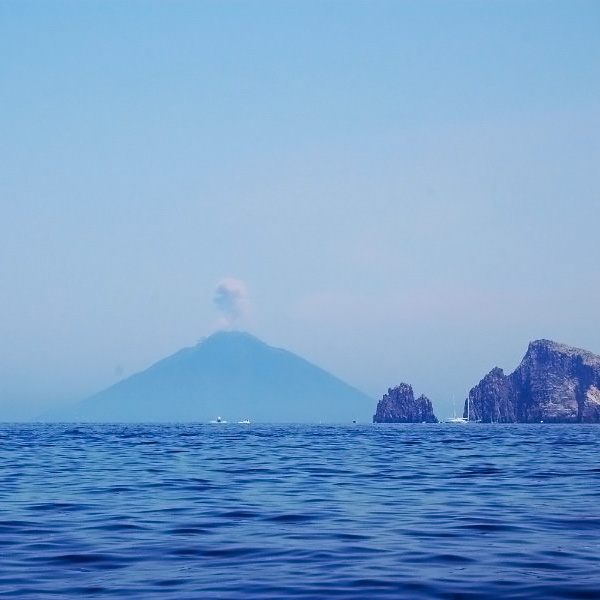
{"left": 1, "top": 0, "right": 599, "bottom": 420}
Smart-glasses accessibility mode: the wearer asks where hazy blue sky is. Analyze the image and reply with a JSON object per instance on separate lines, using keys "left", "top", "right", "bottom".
{"left": 1, "top": 1, "right": 599, "bottom": 419}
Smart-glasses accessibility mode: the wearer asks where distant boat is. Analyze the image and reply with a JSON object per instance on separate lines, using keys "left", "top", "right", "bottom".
{"left": 445, "top": 415, "right": 468, "bottom": 424}
{"left": 237, "top": 419, "right": 251, "bottom": 424}
{"left": 445, "top": 396, "right": 469, "bottom": 423}
{"left": 210, "top": 416, "right": 227, "bottom": 424}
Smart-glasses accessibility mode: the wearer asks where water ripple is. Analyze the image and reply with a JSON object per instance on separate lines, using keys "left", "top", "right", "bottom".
{"left": 1, "top": 423, "right": 599, "bottom": 599}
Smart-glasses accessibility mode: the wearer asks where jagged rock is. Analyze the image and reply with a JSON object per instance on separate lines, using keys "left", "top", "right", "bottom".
{"left": 466, "top": 367, "right": 517, "bottom": 423}
{"left": 465, "top": 340, "right": 600, "bottom": 423}
{"left": 373, "top": 382, "right": 438, "bottom": 423}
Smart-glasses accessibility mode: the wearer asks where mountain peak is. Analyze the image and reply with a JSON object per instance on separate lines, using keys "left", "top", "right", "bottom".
{"left": 526, "top": 339, "right": 600, "bottom": 368}
{"left": 200, "top": 329, "right": 264, "bottom": 348}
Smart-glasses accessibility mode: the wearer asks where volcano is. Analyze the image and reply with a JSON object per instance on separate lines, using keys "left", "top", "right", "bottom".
{"left": 45, "top": 331, "right": 374, "bottom": 423}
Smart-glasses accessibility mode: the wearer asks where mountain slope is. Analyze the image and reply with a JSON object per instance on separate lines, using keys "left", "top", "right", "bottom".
{"left": 45, "top": 331, "right": 374, "bottom": 423}
{"left": 466, "top": 339, "right": 600, "bottom": 423}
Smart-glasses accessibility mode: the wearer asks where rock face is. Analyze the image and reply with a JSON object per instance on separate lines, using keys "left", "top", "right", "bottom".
{"left": 373, "top": 383, "right": 438, "bottom": 423}
{"left": 466, "top": 339, "right": 600, "bottom": 423}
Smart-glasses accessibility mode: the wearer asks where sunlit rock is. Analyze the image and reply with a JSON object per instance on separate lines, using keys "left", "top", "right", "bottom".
{"left": 466, "top": 340, "right": 600, "bottom": 423}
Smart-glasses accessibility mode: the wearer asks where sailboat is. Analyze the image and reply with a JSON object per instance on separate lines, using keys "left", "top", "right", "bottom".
{"left": 445, "top": 396, "right": 469, "bottom": 423}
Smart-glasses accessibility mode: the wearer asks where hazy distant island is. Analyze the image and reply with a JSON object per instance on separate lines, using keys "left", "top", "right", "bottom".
{"left": 464, "top": 339, "right": 600, "bottom": 423}
{"left": 373, "top": 383, "right": 437, "bottom": 423}
{"left": 43, "top": 331, "right": 374, "bottom": 423}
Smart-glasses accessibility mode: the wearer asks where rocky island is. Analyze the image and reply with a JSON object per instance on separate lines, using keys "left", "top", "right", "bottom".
{"left": 373, "top": 383, "right": 438, "bottom": 423}
{"left": 465, "top": 339, "right": 600, "bottom": 423}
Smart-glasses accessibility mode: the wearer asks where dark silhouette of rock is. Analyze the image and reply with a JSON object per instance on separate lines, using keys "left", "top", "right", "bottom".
{"left": 466, "top": 339, "right": 600, "bottom": 423}
{"left": 43, "top": 331, "right": 374, "bottom": 423}
{"left": 373, "top": 382, "right": 438, "bottom": 423}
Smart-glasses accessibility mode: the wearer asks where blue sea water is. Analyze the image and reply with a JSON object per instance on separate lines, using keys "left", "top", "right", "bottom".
{"left": 1, "top": 423, "right": 599, "bottom": 599}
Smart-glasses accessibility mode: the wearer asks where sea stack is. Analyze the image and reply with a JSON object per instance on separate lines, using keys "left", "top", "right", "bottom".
{"left": 373, "top": 383, "right": 438, "bottom": 423}
{"left": 466, "top": 339, "right": 600, "bottom": 423}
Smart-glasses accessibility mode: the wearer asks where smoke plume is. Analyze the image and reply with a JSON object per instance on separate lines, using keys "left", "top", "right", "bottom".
{"left": 213, "top": 278, "right": 250, "bottom": 330}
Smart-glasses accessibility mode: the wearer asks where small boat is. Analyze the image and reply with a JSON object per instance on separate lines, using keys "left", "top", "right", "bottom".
{"left": 237, "top": 419, "right": 251, "bottom": 424}
{"left": 209, "top": 416, "right": 227, "bottom": 424}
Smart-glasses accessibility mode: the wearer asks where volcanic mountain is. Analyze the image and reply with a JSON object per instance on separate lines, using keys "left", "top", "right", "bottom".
{"left": 45, "top": 331, "right": 374, "bottom": 423}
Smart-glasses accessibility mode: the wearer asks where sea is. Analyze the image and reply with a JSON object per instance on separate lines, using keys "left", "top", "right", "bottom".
{"left": 1, "top": 423, "right": 599, "bottom": 599}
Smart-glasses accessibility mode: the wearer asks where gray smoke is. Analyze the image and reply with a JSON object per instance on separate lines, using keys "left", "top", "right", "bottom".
{"left": 213, "top": 278, "right": 250, "bottom": 330}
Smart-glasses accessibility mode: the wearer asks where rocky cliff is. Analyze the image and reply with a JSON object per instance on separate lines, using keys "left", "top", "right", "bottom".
{"left": 465, "top": 339, "right": 600, "bottom": 423}
{"left": 373, "top": 383, "right": 438, "bottom": 423}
